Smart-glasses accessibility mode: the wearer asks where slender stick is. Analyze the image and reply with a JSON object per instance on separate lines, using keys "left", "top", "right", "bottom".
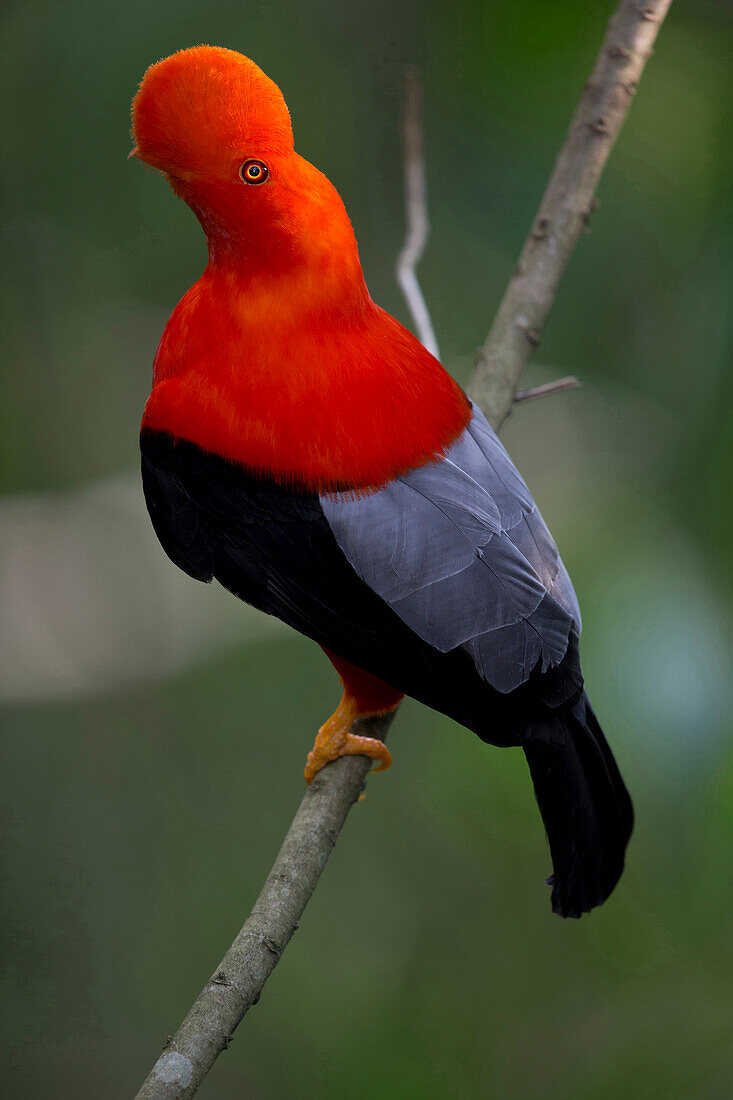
{"left": 134, "top": 3, "right": 673, "bottom": 1095}
{"left": 514, "top": 375, "right": 581, "bottom": 404}
{"left": 135, "top": 714, "right": 395, "bottom": 1099}
{"left": 468, "top": 0, "right": 673, "bottom": 429}
{"left": 396, "top": 65, "right": 441, "bottom": 360}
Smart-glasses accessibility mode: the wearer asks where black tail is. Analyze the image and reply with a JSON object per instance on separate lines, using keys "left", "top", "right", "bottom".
{"left": 523, "top": 692, "right": 633, "bottom": 918}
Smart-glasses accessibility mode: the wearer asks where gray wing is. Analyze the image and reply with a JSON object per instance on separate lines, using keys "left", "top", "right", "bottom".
{"left": 320, "top": 404, "right": 581, "bottom": 694}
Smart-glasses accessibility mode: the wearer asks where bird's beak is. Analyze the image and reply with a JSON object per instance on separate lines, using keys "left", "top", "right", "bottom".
{"left": 127, "top": 145, "right": 191, "bottom": 182}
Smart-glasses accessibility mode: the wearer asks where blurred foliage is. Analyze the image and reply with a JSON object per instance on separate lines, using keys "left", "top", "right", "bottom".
{"left": 2, "top": 0, "right": 733, "bottom": 1096}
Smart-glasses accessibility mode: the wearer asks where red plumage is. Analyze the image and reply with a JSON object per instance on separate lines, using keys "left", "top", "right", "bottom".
{"left": 133, "top": 46, "right": 469, "bottom": 492}
{"left": 144, "top": 287, "right": 470, "bottom": 492}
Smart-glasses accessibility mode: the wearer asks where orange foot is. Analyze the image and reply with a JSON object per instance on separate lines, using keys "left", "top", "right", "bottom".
{"left": 304, "top": 692, "right": 395, "bottom": 785}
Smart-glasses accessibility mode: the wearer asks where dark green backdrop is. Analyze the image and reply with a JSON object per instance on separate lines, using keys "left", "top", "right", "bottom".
{"left": 2, "top": 1, "right": 732, "bottom": 1096}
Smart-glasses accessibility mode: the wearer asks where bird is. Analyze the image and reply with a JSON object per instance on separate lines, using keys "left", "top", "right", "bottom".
{"left": 130, "top": 45, "right": 633, "bottom": 918}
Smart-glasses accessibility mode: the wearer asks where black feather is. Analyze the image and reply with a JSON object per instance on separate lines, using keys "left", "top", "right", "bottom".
{"left": 141, "top": 428, "right": 633, "bottom": 916}
{"left": 523, "top": 692, "right": 634, "bottom": 917}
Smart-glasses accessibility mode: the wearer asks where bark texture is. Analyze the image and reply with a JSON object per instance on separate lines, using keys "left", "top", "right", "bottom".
{"left": 468, "top": 0, "right": 673, "bottom": 430}
{"left": 135, "top": 713, "right": 395, "bottom": 1099}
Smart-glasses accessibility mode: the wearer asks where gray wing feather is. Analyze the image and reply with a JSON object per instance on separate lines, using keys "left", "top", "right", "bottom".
{"left": 321, "top": 404, "right": 581, "bottom": 693}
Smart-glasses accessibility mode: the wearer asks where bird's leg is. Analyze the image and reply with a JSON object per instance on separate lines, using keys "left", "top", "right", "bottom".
{"left": 304, "top": 692, "right": 396, "bottom": 784}
{"left": 304, "top": 651, "right": 404, "bottom": 784}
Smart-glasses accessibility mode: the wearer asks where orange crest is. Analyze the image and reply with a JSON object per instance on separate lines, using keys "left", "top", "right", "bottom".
{"left": 131, "top": 46, "right": 294, "bottom": 179}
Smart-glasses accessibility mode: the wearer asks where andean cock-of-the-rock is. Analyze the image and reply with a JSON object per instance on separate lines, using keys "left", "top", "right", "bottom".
{"left": 131, "top": 45, "right": 633, "bottom": 918}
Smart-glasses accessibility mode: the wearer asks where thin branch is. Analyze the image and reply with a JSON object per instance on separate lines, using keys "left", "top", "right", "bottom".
{"left": 514, "top": 375, "right": 581, "bottom": 404}
{"left": 134, "top": 3, "right": 673, "bottom": 1095}
{"left": 135, "top": 712, "right": 396, "bottom": 1099}
{"left": 468, "top": 0, "right": 673, "bottom": 429}
{"left": 396, "top": 65, "right": 441, "bottom": 360}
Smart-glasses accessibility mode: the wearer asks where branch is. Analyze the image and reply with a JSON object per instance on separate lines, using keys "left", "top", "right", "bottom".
{"left": 468, "top": 0, "right": 673, "bottom": 429}
{"left": 135, "top": 712, "right": 396, "bottom": 1098}
{"left": 514, "top": 375, "right": 581, "bottom": 404}
{"left": 134, "top": 3, "right": 672, "bottom": 1095}
{"left": 396, "top": 65, "right": 441, "bottom": 360}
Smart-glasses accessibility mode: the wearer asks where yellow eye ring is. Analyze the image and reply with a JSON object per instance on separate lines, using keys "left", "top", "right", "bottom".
{"left": 240, "top": 159, "right": 269, "bottom": 185}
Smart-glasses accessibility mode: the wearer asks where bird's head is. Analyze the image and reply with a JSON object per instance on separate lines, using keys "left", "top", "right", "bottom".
{"left": 131, "top": 46, "right": 360, "bottom": 278}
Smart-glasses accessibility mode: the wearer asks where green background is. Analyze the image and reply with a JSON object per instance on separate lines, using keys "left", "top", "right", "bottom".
{"left": 2, "top": 0, "right": 733, "bottom": 1096}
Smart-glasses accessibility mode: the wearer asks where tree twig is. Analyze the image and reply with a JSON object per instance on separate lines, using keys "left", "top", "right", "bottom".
{"left": 134, "top": 3, "right": 673, "bottom": 1095}
{"left": 514, "top": 375, "right": 581, "bottom": 404}
{"left": 135, "top": 712, "right": 396, "bottom": 1099}
{"left": 396, "top": 65, "right": 441, "bottom": 360}
{"left": 468, "top": 0, "right": 673, "bottom": 430}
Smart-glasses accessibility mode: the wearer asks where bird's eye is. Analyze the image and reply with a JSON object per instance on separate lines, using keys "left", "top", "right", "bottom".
{"left": 240, "top": 159, "right": 269, "bottom": 185}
